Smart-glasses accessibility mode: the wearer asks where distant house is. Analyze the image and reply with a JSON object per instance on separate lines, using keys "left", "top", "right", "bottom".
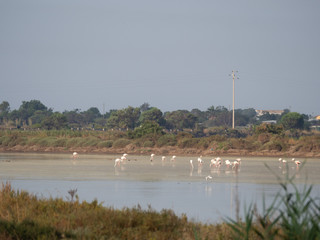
{"left": 255, "top": 110, "right": 284, "bottom": 117}
{"left": 316, "top": 115, "right": 320, "bottom": 121}
{"left": 261, "top": 120, "right": 277, "bottom": 124}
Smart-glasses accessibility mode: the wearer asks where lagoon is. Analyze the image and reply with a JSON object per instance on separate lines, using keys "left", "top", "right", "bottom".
{"left": 0, "top": 153, "right": 319, "bottom": 223}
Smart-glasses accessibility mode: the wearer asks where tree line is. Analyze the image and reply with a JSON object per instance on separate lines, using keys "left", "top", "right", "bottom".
{"left": 0, "top": 100, "right": 315, "bottom": 134}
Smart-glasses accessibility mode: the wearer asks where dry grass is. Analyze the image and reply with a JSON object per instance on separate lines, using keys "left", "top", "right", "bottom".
{"left": 0, "top": 182, "right": 234, "bottom": 239}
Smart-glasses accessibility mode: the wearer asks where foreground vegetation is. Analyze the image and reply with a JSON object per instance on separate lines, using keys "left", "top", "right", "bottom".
{"left": 1, "top": 166, "right": 320, "bottom": 239}
{"left": 0, "top": 182, "right": 231, "bottom": 239}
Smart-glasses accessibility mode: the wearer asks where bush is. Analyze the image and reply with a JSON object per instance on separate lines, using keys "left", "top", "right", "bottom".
{"left": 37, "top": 137, "right": 56, "bottom": 147}
{"left": 156, "top": 134, "right": 177, "bottom": 147}
{"left": 97, "top": 140, "right": 113, "bottom": 148}
{"left": 0, "top": 219, "right": 63, "bottom": 239}
{"left": 143, "top": 140, "right": 154, "bottom": 148}
{"left": 197, "top": 138, "right": 209, "bottom": 149}
{"left": 113, "top": 139, "right": 131, "bottom": 148}
{"left": 264, "top": 140, "right": 284, "bottom": 151}
{"left": 178, "top": 138, "right": 199, "bottom": 148}
{"left": 52, "top": 138, "right": 67, "bottom": 147}
{"left": 83, "top": 138, "right": 99, "bottom": 147}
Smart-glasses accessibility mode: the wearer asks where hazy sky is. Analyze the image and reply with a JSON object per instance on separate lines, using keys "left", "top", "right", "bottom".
{"left": 1, "top": 0, "right": 319, "bottom": 115}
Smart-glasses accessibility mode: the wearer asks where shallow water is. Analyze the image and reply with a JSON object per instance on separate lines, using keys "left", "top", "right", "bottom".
{"left": 0, "top": 153, "right": 319, "bottom": 223}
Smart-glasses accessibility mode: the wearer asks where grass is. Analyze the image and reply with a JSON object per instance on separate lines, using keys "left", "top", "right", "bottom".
{"left": 0, "top": 182, "right": 234, "bottom": 239}
{"left": 226, "top": 163, "right": 320, "bottom": 240}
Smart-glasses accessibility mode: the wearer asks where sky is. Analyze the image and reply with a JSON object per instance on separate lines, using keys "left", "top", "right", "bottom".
{"left": 0, "top": 0, "right": 319, "bottom": 115}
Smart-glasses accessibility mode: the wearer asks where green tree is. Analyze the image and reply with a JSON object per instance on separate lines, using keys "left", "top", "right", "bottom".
{"left": 41, "top": 113, "right": 68, "bottom": 130}
{"left": 128, "top": 121, "right": 164, "bottom": 138}
{"left": 0, "top": 101, "right": 10, "bottom": 124}
{"left": 107, "top": 106, "right": 140, "bottom": 130}
{"left": 30, "top": 110, "right": 52, "bottom": 125}
{"left": 0, "top": 101, "right": 10, "bottom": 114}
{"left": 82, "top": 107, "right": 101, "bottom": 125}
{"left": 139, "top": 102, "right": 151, "bottom": 112}
{"left": 280, "top": 112, "right": 304, "bottom": 130}
{"left": 63, "top": 109, "right": 85, "bottom": 129}
{"left": 18, "top": 100, "right": 49, "bottom": 125}
{"left": 164, "top": 110, "right": 197, "bottom": 130}
{"left": 191, "top": 108, "right": 207, "bottom": 123}
{"left": 139, "top": 107, "right": 165, "bottom": 126}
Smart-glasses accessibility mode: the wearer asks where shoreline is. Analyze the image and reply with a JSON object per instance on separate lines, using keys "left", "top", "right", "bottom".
{"left": 1, "top": 145, "right": 319, "bottom": 158}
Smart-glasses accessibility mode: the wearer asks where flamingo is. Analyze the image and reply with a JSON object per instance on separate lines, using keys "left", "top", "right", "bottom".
{"left": 225, "top": 160, "right": 231, "bottom": 168}
{"left": 171, "top": 155, "right": 176, "bottom": 161}
{"left": 210, "top": 159, "right": 216, "bottom": 167}
{"left": 197, "top": 157, "right": 203, "bottom": 167}
{"left": 120, "top": 155, "right": 127, "bottom": 162}
{"left": 114, "top": 158, "right": 121, "bottom": 167}
{"left": 150, "top": 153, "right": 155, "bottom": 162}
{"left": 232, "top": 160, "right": 239, "bottom": 169}
{"left": 294, "top": 160, "right": 301, "bottom": 167}
{"left": 190, "top": 159, "right": 194, "bottom": 169}
{"left": 162, "top": 156, "right": 166, "bottom": 162}
{"left": 216, "top": 158, "right": 222, "bottom": 167}
{"left": 205, "top": 175, "right": 213, "bottom": 181}
{"left": 236, "top": 158, "right": 241, "bottom": 164}
{"left": 72, "top": 152, "right": 79, "bottom": 159}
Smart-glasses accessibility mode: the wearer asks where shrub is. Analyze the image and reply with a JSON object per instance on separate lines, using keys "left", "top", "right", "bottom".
{"left": 143, "top": 140, "right": 154, "bottom": 148}
{"left": 178, "top": 138, "right": 199, "bottom": 148}
{"left": 257, "top": 133, "right": 271, "bottom": 144}
{"left": 156, "top": 134, "right": 177, "bottom": 147}
{"left": 264, "top": 140, "right": 284, "bottom": 151}
{"left": 197, "top": 138, "right": 209, "bottom": 149}
{"left": 37, "top": 137, "right": 56, "bottom": 147}
{"left": 83, "top": 138, "right": 99, "bottom": 147}
{"left": 52, "top": 138, "right": 67, "bottom": 147}
{"left": 0, "top": 219, "right": 63, "bottom": 239}
{"left": 97, "top": 140, "right": 113, "bottom": 148}
{"left": 113, "top": 139, "right": 131, "bottom": 148}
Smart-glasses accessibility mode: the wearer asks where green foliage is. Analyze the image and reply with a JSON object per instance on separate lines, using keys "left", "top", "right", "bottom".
{"left": 255, "top": 123, "right": 284, "bottom": 135}
{"left": 107, "top": 106, "right": 140, "bottom": 130}
{"left": 263, "top": 136, "right": 288, "bottom": 151}
{"left": 0, "top": 219, "right": 65, "bottom": 239}
{"left": 178, "top": 138, "right": 199, "bottom": 148}
{"left": 280, "top": 112, "right": 305, "bottom": 130}
{"left": 164, "top": 110, "right": 197, "bottom": 129}
{"left": 143, "top": 140, "right": 155, "bottom": 147}
{"left": 0, "top": 128, "right": 319, "bottom": 155}
{"left": 112, "top": 139, "right": 131, "bottom": 148}
{"left": 97, "top": 140, "right": 113, "bottom": 148}
{"left": 139, "top": 107, "right": 165, "bottom": 126}
{"left": 3, "top": 182, "right": 231, "bottom": 239}
{"left": 41, "top": 113, "right": 68, "bottom": 130}
{"left": 156, "top": 134, "right": 177, "bottom": 147}
{"left": 227, "top": 163, "right": 320, "bottom": 240}
{"left": 128, "top": 121, "right": 164, "bottom": 139}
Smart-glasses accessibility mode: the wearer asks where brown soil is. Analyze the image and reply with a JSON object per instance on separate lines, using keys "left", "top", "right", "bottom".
{"left": 0, "top": 144, "right": 319, "bottom": 158}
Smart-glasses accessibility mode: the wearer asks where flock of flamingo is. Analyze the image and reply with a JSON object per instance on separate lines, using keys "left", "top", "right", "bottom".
{"left": 279, "top": 157, "right": 301, "bottom": 167}
{"left": 71, "top": 152, "right": 302, "bottom": 180}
